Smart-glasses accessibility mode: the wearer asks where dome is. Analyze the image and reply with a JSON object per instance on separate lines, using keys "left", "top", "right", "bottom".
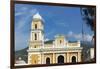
{"left": 15, "top": 57, "right": 26, "bottom": 64}
{"left": 16, "top": 60, "right": 26, "bottom": 64}
{"left": 33, "top": 12, "right": 42, "bottom": 20}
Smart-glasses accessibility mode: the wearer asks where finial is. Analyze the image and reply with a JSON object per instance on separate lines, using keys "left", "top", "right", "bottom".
{"left": 33, "top": 12, "right": 42, "bottom": 19}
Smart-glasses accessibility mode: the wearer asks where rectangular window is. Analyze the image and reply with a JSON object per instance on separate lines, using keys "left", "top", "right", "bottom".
{"left": 35, "top": 24, "right": 37, "bottom": 29}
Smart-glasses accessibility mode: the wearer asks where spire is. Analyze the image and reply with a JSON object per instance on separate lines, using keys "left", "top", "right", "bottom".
{"left": 33, "top": 12, "right": 42, "bottom": 20}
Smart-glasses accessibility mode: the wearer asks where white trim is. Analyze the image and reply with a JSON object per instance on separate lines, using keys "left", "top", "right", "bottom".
{"left": 28, "top": 50, "right": 82, "bottom": 54}
{"left": 28, "top": 47, "right": 83, "bottom": 52}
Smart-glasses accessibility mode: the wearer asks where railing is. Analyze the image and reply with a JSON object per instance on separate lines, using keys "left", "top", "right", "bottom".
{"left": 67, "top": 43, "right": 80, "bottom": 47}
{"left": 29, "top": 40, "right": 43, "bottom": 43}
{"left": 29, "top": 40, "right": 43, "bottom": 46}
{"left": 44, "top": 44, "right": 53, "bottom": 48}
{"left": 27, "top": 47, "right": 83, "bottom": 52}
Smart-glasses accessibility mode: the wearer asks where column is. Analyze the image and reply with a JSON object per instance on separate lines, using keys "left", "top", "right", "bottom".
{"left": 53, "top": 53, "right": 55, "bottom": 64}
{"left": 39, "top": 53, "right": 42, "bottom": 64}
{"left": 78, "top": 52, "right": 81, "bottom": 62}
{"left": 67, "top": 52, "right": 70, "bottom": 63}
{"left": 28, "top": 53, "right": 30, "bottom": 64}
{"left": 64, "top": 54, "right": 67, "bottom": 63}
{"left": 41, "top": 53, "right": 44, "bottom": 64}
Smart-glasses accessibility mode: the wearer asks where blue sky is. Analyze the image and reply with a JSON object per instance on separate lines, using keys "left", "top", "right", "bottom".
{"left": 15, "top": 4, "right": 93, "bottom": 50}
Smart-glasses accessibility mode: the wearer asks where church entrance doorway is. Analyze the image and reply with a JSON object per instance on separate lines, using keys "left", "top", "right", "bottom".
{"left": 72, "top": 56, "right": 76, "bottom": 63}
{"left": 58, "top": 55, "right": 64, "bottom": 64}
{"left": 46, "top": 57, "right": 50, "bottom": 64}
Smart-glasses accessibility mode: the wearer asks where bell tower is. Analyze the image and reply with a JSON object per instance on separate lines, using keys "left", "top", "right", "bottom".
{"left": 28, "top": 13, "right": 44, "bottom": 64}
{"left": 30, "top": 12, "right": 44, "bottom": 49}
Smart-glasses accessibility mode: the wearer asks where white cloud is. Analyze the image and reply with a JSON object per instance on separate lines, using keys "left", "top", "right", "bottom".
{"left": 44, "top": 38, "right": 50, "bottom": 42}
{"left": 74, "top": 33, "right": 82, "bottom": 39}
{"left": 21, "top": 7, "right": 28, "bottom": 11}
{"left": 57, "top": 22, "right": 68, "bottom": 27}
{"left": 68, "top": 31, "right": 73, "bottom": 36}
{"left": 15, "top": 12, "right": 25, "bottom": 16}
{"left": 55, "top": 20, "right": 69, "bottom": 28}
{"left": 74, "top": 33, "right": 93, "bottom": 42}
{"left": 15, "top": 9, "right": 38, "bottom": 30}
{"left": 83, "top": 34, "right": 93, "bottom": 42}
{"left": 29, "top": 9, "right": 37, "bottom": 15}
{"left": 15, "top": 8, "right": 37, "bottom": 16}
{"left": 16, "top": 15, "right": 31, "bottom": 30}
{"left": 15, "top": 7, "right": 28, "bottom": 16}
{"left": 45, "top": 30, "right": 55, "bottom": 38}
{"left": 67, "top": 31, "right": 93, "bottom": 42}
{"left": 15, "top": 7, "right": 39, "bottom": 50}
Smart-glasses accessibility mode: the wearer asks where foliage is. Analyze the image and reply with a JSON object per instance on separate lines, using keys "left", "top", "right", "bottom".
{"left": 80, "top": 7, "right": 96, "bottom": 31}
{"left": 15, "top": 47, "right": 28, "bottom": 63}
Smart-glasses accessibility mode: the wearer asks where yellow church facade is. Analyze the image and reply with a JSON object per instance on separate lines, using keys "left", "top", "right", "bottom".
{"left": 27, "top": 13, "right": 83, "bottom": 64}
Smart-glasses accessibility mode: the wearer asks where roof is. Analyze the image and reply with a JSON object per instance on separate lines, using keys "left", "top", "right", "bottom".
{"left": 68, "top": 41, "right": 78, "bottom": 43}
{"left": 15, "top": 57, "right": 26, "bottom": 64}
{"left": 44, "top": 40, "right": 54, "bottom": 44}
{"left": 33, "top": 12, "right": 42, "bottom": 20}
{"left": 16, "top": 60, "right": 26, "bottom": 64}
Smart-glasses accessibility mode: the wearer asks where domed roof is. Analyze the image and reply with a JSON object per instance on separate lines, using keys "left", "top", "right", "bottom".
{"left": 16, "top": 60, "right": 26, "bottom": 64}
{"left": 33, "top": 12, "right": 42, "bottom": 20}
{"left": 15, "top": 57, "right": 26, "bottom": 64}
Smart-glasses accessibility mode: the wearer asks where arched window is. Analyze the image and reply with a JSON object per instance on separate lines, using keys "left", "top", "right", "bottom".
{"left": 35, "top": 24, "right": 37, "bottom": 29}
{"left": 58, "top": 55, "right": 64, "bottom": 64}
{"left": 72, "top": 56, "right": 76, "bottom": 63}
{"left": 34, "top": 33, "right": 37, "bottom": 40}
{"left": 46, "top": 57, "right": 50, "bottom": 64}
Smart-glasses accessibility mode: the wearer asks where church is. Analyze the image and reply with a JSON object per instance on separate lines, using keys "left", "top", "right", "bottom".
{"left": 27, "top": 13, "right": 83, "bottom": 64}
